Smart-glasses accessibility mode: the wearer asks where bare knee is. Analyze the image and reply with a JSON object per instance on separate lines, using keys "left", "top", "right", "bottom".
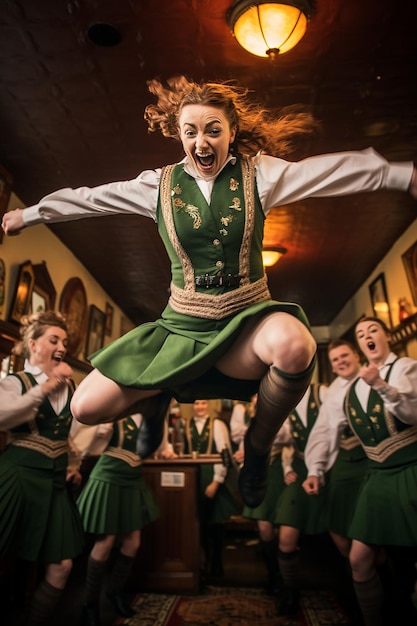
{"left": 279, "top": 526, "right": 299, "bottom": 552}
{"left": 253, "top": 314, "right": 316, "bottom": 373}
{"left": 45, "top": 560, "right": 73, "bottom": 589}
{"left": 349, "top": 541, "right": 377, "bottom": 582}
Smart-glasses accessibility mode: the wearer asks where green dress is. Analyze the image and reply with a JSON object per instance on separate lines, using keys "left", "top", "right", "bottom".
{"left": 76, "top": 417, "right": 159, "bottom": 534}
{"left": 346, "top": 361, "right": 417, "bottom": 545}
{"left": 0, "top": 372, "right": 84, "bottom": 562}
{"left": 179, "top": 416, "right": 238, "bottom": 524}
{"left": 325, "top": 424, "right": 368, "bottom": 537}
{"left": 274, "top": 384, "right": 328, "bottom": 534}
{"left": 90, "top": 158, "right": 309, "bottom": 402}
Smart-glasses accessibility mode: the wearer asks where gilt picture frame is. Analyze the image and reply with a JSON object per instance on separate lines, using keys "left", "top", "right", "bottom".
{"left": 369, "top": 272, "right": 393, "bottom": 329}
{"left": 85, "top": 305, "right": 106, "bottom": 358}
{"left": 105, "top": 302, "right": 114, "bottom": 337}
{"left": 31, "top": 262, "right": 56, "bottom": 314}
{"left": 8, "top": 260, "right": 35, "bottom": 324}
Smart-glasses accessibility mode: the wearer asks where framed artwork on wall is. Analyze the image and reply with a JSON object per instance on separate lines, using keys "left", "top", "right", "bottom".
{"left": 369, "top": 272, "right": 393, "bottom": 329}
{"left": 105, "top": 302, "right": 114, "bottom": 336}
{"left": 31, "top": 262, "right": 56, "bottom": 314}
{"left": 8, "top": 260, "right": 35, "bottom": 324}
{"left": 85, "top": 305, "right": 106, "bottom": 358}
{"left": 59, "top": 277, "right": 88, "bottom": 357}
{"left": 402, "top": 240, "right": 417, "bottom": 306}
{"left": 0, "top": 164, "right": 13, "bottom": 245}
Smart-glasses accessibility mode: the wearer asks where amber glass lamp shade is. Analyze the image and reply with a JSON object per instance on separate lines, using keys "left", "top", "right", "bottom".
{"left": 228, "top": 0, "right": 312, "bottom": 58}
{"left": 262, "top": 246, "right": 287, "bottom": 267}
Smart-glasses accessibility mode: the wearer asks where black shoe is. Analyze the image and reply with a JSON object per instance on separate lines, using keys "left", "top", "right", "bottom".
{"left": 267, "top": 572, "right": 284, "bottom": 596}
{"left": 276, "top": 588, "right": 300, "bottom": 616}
{"left": 80, "top": 604, "right": 101, "bottom": 626}
{"left": 106, "top": 591, "right": 135, "bottom": 618}
{"left": 135, "top": 391, "right": 172, "bottom": 459}
{"left": 238, "top": 426, "right": 270, "bottom": 507}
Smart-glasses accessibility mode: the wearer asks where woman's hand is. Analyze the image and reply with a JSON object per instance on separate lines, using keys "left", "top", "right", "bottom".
{"left": 205, "top": 480, "right": 220, "bottom": 499}
{"left": 284, "top": 470, "right": 298, "bottom": 485}
{"left": 42, "top": 362, "right": 74, "bottom": 395}
{"left": 302, "top": 475, "right": 320, "bottom": 495}
{"left": 66, "top": 467, "right": 82, "bottom": 487}
{"left": 233, "top": 449, "right": 244, "bottom": 465}
{"left": 359, "top": 363, "right": 382, "bottom": 388}
{"left": 1, "top": 208, "right": 25, "bottom": 235}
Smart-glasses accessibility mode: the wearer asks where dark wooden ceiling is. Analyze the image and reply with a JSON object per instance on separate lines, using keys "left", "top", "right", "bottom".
{"left": 1, "top": 0, "right": 417, "bottom": 327}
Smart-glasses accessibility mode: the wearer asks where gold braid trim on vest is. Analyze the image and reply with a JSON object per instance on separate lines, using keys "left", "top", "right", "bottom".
{"left": 169, "top": 275, "right": 271, "bottom": 320}
{"left": 362, "top": 425, "right": 417, "bottom": 463}
{"left": 11, "top": 435, "right": 68, "bottom": 458}
{"left": 104, "top": 446, "right": 142, "bottom": 467}
{"left": 339, "top": 434, "right": 363, "bottom": 451}
{"left": 160, "top": 158, "right": 271, "bottom": 320}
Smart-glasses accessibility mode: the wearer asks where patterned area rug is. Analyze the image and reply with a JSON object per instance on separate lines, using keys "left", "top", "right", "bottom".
{"left": 115, "top": 586, "right": 351, "bottom": 626}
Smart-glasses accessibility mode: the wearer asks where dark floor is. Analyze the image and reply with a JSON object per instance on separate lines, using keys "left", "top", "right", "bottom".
{"left": 2, "top": 522, "right": 417, "bottom": 626}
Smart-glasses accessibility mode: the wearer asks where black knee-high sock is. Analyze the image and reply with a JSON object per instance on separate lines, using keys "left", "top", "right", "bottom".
{"left": 353, "top": 574, "right": 383, "bottom": 626}
{"left": 85, "top": 556, "right": 107, "bottom": 607}
{"left": 278, "top": 549, "right": 300, "bottom": 591}
{"left": 260, "top": 539, "right": 281, "bottom": 593}
{"left": 25, "top": 579, "right": 63, "bottom": 625}
{"left": 250, "top": 363, "right": 315, "bottom": 454}
{"left": 107, "top": 553, "right": 135, "bottom": 595}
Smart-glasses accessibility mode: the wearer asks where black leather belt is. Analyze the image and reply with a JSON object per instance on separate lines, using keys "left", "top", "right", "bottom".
{"left": 195, "top": 273, "right": 242, "bottom": 288}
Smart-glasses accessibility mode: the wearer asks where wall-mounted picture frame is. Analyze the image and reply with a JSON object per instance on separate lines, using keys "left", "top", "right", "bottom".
{"left": 369, "top": 272, "right": 393, "bottom": 329}
{"left": 0, "top": 164, "right": 13, "bottom": 245}
{"left": 402, "top": 240, "right": 417, "bottom": 306}
{"left": 31, "top": 262, "right": 56, "bottom": 314}
{"left": 105, "top": 302, "right": 114, "bottom": 337}
{"left": 59, "top": 277, "right": 88, "bottom": 357}
{"left": 8, "top": 260, "right": 35, "bottom": 324}
{"left": 85, "top": 305, "right": 106, "bottom": 358}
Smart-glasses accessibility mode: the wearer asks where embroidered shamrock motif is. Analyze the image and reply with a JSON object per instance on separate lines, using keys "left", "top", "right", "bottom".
{"left": 229, "top": 178, "right": 239, "bottom": 191}
{"left": 229, "top": 197, "right": 241, "bottom": 211}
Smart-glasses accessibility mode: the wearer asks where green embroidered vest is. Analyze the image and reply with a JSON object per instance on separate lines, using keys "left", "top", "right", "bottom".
{"left": 289, "top": 384, "right": 322, "bottom": 454}
{"left": 345, "top": 361, "right": 417, "bottom": 466}
{"left": 10, "top": 371, "right": 73, "bottom": 440}
{"left": 157, "top": 158, "right": 271, "bottom": 319}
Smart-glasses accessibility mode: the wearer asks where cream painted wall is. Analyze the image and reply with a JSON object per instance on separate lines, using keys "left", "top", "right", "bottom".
{"left": 327, "top": 218, "right": 417, "bottom": 340}
{"left": 1, "top": 192, "right": 134, "bottom": 383}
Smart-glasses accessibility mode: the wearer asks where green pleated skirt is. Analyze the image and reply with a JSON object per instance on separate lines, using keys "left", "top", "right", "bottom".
{"left": 348, "top": 459, "right": 417, "bottom": 546}
{"left": 274, "top": 455, "right": 328, "bottom": 535}
{"left": 91, "top": 300, "right": 308, "bottom": 402}
{"left": 242, "top": 454, "right": 286, "bottom": 522}
{"left": 0, "top": 447, "right": 84, "bottom": 562}
{"left": 326, "top": 449, "right": 369, "bottom": 537}
{"left": 198, "top": 464, "right": 240, "bottom": 524}
{"left": 76, "top": 454, "right": 159, "bottom": 534}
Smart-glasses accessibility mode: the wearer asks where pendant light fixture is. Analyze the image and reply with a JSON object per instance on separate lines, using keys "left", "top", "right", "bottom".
{"left": 227, "top": 0, "right": 315, "bottom": 59}
{"left": 262, "top": 246, "right": 287, "bottom": 267}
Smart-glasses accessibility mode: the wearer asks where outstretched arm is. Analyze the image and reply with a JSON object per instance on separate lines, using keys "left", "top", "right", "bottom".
{"left": 1, "top": 168, "right": 161, "bottom": 236}
{"left": 1, "top": 208, "right": 25, "bottom": 235}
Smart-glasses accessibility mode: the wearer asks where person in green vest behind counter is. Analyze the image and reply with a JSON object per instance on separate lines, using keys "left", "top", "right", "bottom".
{"left": 3, "top": 76, "right": 417, "bottom": 512}
{"left": 174, "top": 399, "right": 238, "bottom": 579}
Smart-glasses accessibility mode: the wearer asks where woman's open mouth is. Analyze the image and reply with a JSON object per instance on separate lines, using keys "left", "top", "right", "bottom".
{"left": 196, "top": 154, "right": 215, "bottom": 169}
{"left": 367, "top": 341, "right": 376, "bottom": 351}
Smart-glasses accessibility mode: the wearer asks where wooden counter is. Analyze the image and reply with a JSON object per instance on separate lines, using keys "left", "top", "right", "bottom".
{"left": 132, "top": 456, "right": 223, "bottom": 594}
